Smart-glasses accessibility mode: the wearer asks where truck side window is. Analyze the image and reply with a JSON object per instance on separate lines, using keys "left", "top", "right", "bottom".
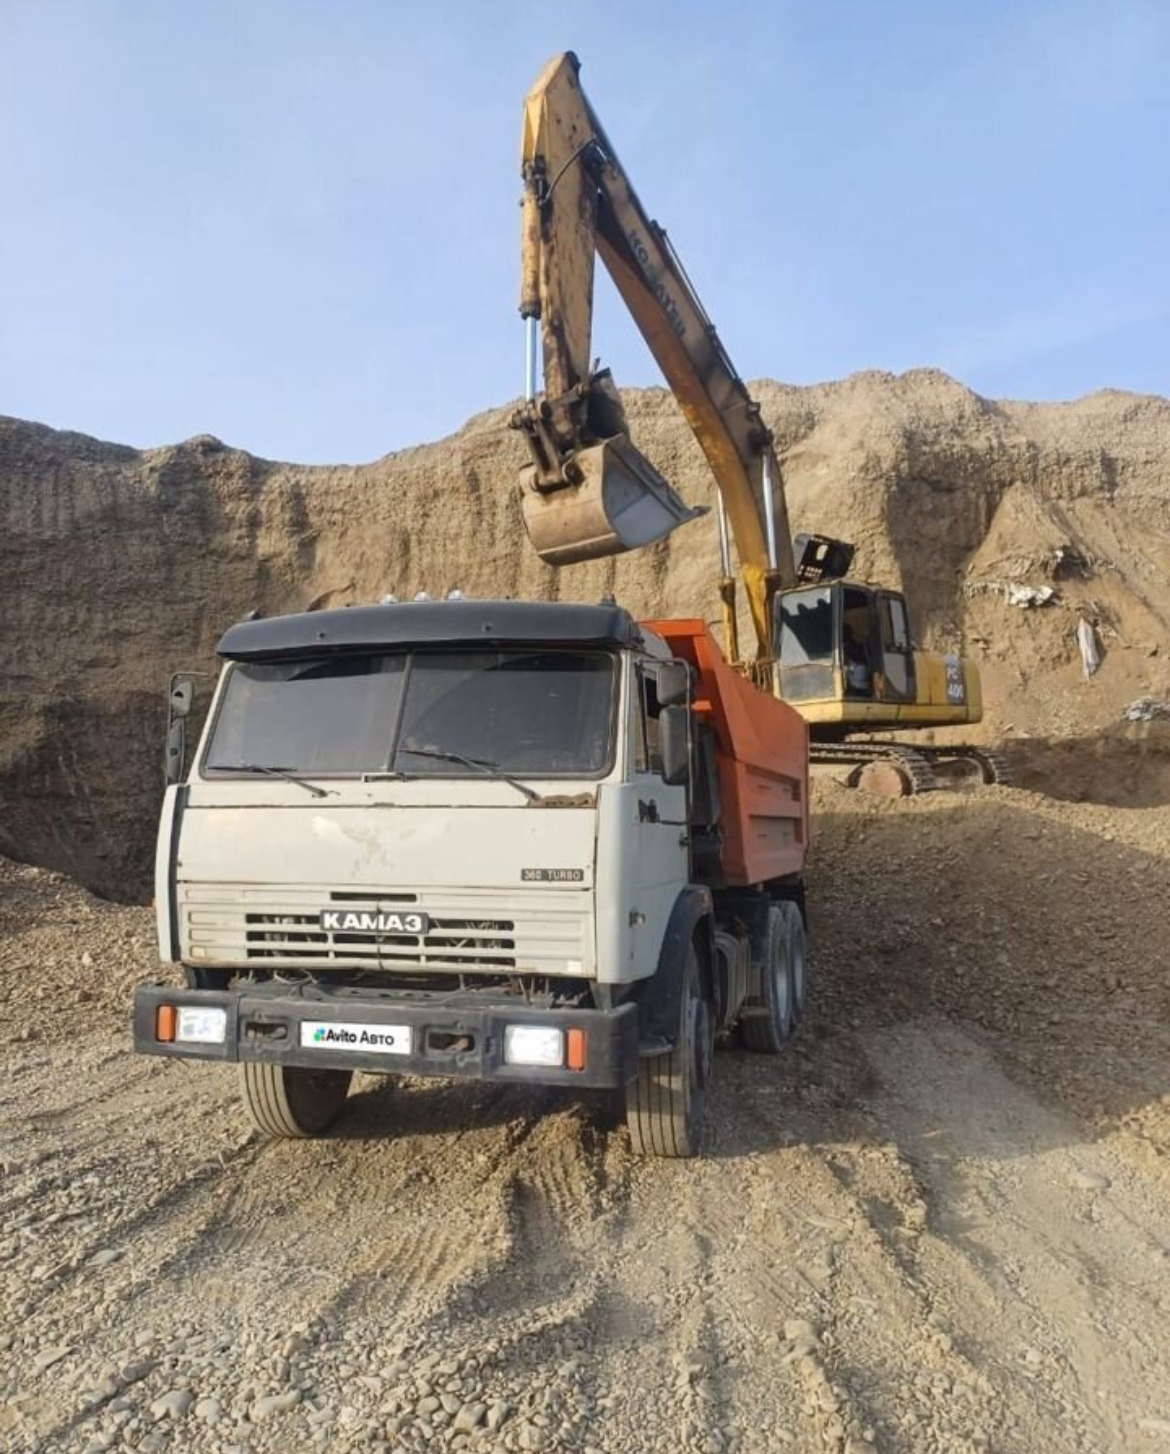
{"left": 635, "top": 668, "right": 663, "bottom": 776}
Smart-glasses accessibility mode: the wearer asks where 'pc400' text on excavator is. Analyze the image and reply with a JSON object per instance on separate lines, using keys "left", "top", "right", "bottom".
{"left": 512, "top": 51, "right": 1010, "bottom": 795}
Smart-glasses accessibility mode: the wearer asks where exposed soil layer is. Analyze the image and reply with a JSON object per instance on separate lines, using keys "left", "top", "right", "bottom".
{"left": 2, "top": 779, "right": 1169, "bottom": 1454}
{"left": 4, "top": 370, "right": 1169, "bottom": 899}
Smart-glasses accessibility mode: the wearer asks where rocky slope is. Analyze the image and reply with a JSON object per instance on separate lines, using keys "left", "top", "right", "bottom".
{"left": 3, "top": 369, "right": 1169, "bottom": 899}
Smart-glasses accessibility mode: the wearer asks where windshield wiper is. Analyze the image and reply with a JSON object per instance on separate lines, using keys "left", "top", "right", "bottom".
{"left": 210, "top": 763, "right": 336, "bottom": 799}
{"left": 396, "top": 747, "right": 543, "bottom": 803}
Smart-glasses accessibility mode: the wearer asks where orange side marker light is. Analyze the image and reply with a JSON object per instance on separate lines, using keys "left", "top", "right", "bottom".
{"left": 566, "top": 1027, "right": 586, "bottom": 1072}
{"left": 156, "top": 1005, "right": 177, "bottom": 1043}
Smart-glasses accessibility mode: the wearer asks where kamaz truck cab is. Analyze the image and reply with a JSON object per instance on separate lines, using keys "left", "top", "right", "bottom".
{"left": 136, "top": 598, "right": 809, "bottom": 1158}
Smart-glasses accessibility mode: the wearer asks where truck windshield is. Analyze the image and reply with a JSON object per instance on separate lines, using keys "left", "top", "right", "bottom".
{"left": 204, "top": 649, "right": 616, "bottom": 778}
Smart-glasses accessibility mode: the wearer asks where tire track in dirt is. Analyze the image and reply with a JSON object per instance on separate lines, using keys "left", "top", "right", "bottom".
{"left": 704, "top": 1042, "right": 1074, "bottom": 1452}
{"left": 858, "top": 1021, "right": 1170, "bottom": 1452}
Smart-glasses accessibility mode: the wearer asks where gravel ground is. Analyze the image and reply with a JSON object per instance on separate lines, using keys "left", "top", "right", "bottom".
{"left": 2, "top": 780, "right": 1169, "bottom": 1454}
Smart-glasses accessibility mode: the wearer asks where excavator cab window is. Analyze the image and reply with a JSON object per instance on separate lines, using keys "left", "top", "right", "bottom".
{"left": 840, "top": 588, "right": 876, "bottom": 698}
{"left": 775, "top": 587, "right": 835, "bottom": 702}
{"left": 878, "top": 592, "right": 915, "bottom": 700}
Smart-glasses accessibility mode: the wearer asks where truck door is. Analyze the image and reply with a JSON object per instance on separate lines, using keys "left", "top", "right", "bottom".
{"left": 630, "top": 662, "right": 689, "bottom": 964}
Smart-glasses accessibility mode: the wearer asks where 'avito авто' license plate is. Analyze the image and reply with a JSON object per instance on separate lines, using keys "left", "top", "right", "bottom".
{"left": 301, "top": 1021, "right": 411, "bottom": 1055}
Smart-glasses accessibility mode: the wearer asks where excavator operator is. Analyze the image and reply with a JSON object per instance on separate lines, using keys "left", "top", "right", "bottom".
{"left": 842, "top": 623, "right": 872, "bottom": 696}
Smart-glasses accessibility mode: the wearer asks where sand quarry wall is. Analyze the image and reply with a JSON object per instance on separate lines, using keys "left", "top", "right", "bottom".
{"left": 3, "top": 368, "right": 1169, "bottom": 900}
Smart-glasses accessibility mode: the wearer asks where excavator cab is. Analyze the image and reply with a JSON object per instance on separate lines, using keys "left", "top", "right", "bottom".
{"left": 774, "top": 581, "right": 917, "bottom": 712}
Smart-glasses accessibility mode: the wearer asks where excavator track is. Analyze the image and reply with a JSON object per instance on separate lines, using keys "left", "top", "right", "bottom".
{"left": 911, "top": 743, "right": 1016, "bottom": 787}
{"left": 811, "top": 742, "right": 940, "bottom": 796}
{"left": 811, "top": 741, "right": 1016, "bottom": 795}
{"left": 964, "top": 748, "right": 1015, "bottom": 786}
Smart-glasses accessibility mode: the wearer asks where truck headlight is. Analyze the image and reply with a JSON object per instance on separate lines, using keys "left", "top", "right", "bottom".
{"left": 503, "top": 1024, "right": 564, "bottom": 1067}
{"left": 176, "top": 1006, "right": 228, "bottom": 1045}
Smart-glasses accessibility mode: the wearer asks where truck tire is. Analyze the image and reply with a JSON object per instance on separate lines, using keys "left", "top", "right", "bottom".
{"left": 741, "top": 904, "right": 794, "bottom": 1054}
{"left": 625, "top": 945, "right": 710, "bottom": 1159}
{"left": 240, "top": 1063, "right": 352, "bottom": 1139}
{"left": 783, "top": 901, "right": 808, "bottom": 1026}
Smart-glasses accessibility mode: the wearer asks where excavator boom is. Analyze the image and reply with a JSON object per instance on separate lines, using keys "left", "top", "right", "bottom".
{"left": 515, "top": 51, "right": 793, "bottom": 656}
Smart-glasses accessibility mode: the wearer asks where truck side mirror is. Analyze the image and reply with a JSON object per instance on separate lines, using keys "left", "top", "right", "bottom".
{"left": 656, "top": 661, "right": 690, "bottom": 708}
{"left": 164, "top": 673, "right": 199, "bottom": 786}
{"left": 165, "top": 718, "right": 187, "bottom": 786}
{"left": 170, "top": 678, "right": 193, "bottom": 719}
{"left": 659, "top": 705, "right": 690, "bottom": 786}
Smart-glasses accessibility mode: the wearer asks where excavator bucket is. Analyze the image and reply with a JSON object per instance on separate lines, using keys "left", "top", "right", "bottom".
{"left": 520, "top": 434, "right": 704, "bottom": 566}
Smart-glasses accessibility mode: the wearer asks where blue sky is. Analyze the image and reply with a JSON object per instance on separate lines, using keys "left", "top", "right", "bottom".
{"left": 1, "top": 0, "right": 1167, "bottom": 462}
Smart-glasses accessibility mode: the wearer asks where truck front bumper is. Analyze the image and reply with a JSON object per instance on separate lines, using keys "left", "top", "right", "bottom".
{"left": 132, "top": 981, "right": 639, "bottom": 1090}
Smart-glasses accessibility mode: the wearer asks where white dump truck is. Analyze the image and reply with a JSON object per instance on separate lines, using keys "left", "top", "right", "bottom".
{"left": 134, "top": 599, "right": 809, "bottom": 1157}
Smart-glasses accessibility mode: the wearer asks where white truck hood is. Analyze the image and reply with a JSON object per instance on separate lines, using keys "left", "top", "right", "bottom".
{"left": 167, "top": 798, "right": 598, "bottom": 978}
{"left": 176, "top": 800, "right": 596, "bottom": 889}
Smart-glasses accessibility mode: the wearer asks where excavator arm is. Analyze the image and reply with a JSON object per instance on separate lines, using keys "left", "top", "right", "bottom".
{"left": 514, "top": 51, "right": 794, "bottom": 659}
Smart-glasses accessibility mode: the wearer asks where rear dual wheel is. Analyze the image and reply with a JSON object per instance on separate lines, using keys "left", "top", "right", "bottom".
{"left": 741, "top": 901, "right": 806, "bottom": 1053}
{"left": 240, "top": 1062, "right": 353, "bottom": 1139}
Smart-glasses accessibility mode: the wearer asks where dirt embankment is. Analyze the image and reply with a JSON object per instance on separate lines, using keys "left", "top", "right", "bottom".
{"left": 2, "top": 780, "right": 1169, "bottom": 1454}
{"left": 3, "top": 368, "right": 1170, "bottom": 899}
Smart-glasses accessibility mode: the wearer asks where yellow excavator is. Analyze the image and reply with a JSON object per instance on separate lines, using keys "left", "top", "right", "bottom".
{"left": 512, "top": 52, "right": 1010, "bottom": 793}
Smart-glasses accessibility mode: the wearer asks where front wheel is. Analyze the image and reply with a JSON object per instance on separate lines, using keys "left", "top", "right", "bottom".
{"left": 240, "top": 1062, "right": 353, "bottom": 1139}
{"left": 625, "top": 945, "right": 711, "bottom": 1159}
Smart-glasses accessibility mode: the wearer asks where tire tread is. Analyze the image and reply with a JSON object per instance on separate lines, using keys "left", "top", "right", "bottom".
{"left": 240, "top": 1062, "right": 351, "bottom": 1139}
{"left": 625, "top": 947, "right": 705, "bottom": 1158}
{"left": 741, "top": 904, "right": 794, "bottom": 1054}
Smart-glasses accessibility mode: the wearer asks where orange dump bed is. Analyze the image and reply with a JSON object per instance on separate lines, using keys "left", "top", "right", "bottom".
{"left": 643, "top": 618, "right": 808, "bottom": 887}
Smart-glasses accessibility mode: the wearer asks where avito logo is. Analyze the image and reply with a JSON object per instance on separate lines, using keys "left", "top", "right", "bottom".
{"left": 314, "top": 1026, "right": 359, "bottom": 1044}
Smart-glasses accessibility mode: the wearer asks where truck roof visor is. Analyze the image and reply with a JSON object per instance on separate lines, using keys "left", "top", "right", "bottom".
{"left": 520, "top": 435, "right": 705, "bottom": 566}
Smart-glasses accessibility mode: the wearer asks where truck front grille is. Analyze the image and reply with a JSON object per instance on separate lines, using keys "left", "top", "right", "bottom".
{"left": 181, "top": 885, "right": 591, "bottom": 977}
{"left": 244, "top": 912, "right": 517, "bottom": 966}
